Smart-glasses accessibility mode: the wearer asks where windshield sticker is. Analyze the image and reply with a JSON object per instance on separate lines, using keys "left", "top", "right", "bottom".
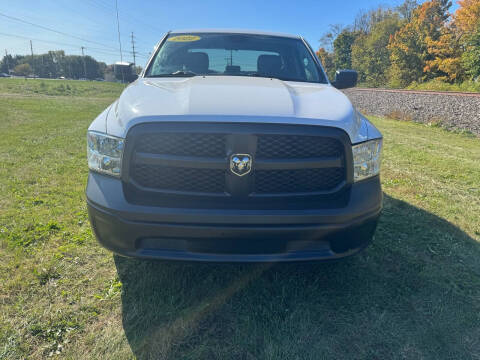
{"left": 168, "top": 35, "right": 201, "bottom": 42}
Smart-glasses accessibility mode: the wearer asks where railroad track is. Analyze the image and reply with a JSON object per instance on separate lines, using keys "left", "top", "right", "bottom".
{"left": 351, "top": 87, "right": 480, "bottom": 98}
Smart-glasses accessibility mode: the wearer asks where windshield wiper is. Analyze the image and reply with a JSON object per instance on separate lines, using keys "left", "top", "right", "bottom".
{"left": 148, "top": 70, "right": 197, "bottom": 78}
{"left": 246, "top": 73, "right": 310, "bottom": 83}
{"left": 171, "top": 70, "right": 197, "bottom": 76}
{"left": 246, "top": 72, "right": 272, "bottom": 79}
{"left": 246, "top": 73, "right": 292, "bottom": 81}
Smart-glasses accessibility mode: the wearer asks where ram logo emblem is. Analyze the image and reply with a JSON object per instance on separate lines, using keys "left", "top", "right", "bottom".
{"left": 230, "top": 154, "right": 252, "bottom": 176}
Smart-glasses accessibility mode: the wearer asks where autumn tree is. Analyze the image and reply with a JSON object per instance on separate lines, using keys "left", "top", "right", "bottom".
{"left": 455, "top": 0, "right": 480, "bottom": 35}
{"left": 424, "top": 24, "right": 464, "bottom": 82}
{"left": 425, "top": 0, "right": 480, "bottom": 82}
{"left": 316, "top": 47, "right": 335, "bottom": 80}
{"left": 352, "top": 14, "right": 402, "bottom": 86}
{"left": 388, "top": 0, "right": 452, "bottom": 87}
{"left": 387, "top": 20, "right": 423, "bottom": 87}
{"left": 319, "top": 0, "right": 478, "bottom": 87}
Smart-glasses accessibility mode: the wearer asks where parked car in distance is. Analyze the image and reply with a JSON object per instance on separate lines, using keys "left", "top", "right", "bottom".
{"left": 86, "top": 29, "right": 383, "bottom": 262}
{"left": 0, "top": 73, "right": 11, "bottom": 78}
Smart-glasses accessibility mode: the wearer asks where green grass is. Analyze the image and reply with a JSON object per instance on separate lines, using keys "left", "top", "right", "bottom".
{"left": 1, "top": 78, "right": 479, "bottom": 359}
{"left": 357, "top": 79, "right": 480, "bottom": 93}
{"left": 406, "top": 79, "right": 480, "bottom": 93}
{"left": 0, "top": 77, "right": 124, "bottom": 98}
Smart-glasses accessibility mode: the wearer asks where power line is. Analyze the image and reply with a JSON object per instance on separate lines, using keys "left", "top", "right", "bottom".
{"left": 0, "top": 32, "right": 143, "bottom": 58}
{"left": 18, "top": 0, "right": 152, "bottom": 54}
{"left": 0, "top": 32, "right": 149, "bottom": 58}
{"left": 85, "top": 0, "right": 164, "bottom": 33}
{"left": 0, "top": 11, "right": 119, "bottom": 51}
{"left": 82, "top": 0, "right": 164, "bottom": 54}
{"left": 0, "top": 10, "right": 154, "bottom": 61}
{"left": 0, "top": 12, "right": 152, "bottom": 64}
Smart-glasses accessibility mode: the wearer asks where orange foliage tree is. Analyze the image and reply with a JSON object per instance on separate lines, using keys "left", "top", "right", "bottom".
{"left": 455, "top": 0, "right": 480, "bottom": 34}
{"left": 424, "top": 30, "right": 464, "bottom": 82}
{"left": 316, "top": 47, "right": 335, "bottom": 80}
{"left": 388, "top": 0, "right": 456, "bottom": 86}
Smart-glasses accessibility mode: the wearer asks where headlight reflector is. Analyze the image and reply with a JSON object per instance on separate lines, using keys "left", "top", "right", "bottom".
{"left": 352, "top": 139, "right": 382, "bottom": 182}
{"left": 87, "top": 131, "right": 124, "bottom": 177}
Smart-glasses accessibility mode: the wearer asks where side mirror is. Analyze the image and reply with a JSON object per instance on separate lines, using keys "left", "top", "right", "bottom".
{"left": 332, "top": 70, "right": 358, "bottom": 89}
{"left": 129, "top": 74, "right": 139, "bottom": 83}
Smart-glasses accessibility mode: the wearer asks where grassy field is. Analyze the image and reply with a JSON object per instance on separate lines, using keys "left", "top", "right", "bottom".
{"left": 406, "top": 79, "right": 480, "bottom": 93}
{"left": 357, "top": 79, "right": 480, "bottom": 93}
{"left": 0, "top": 77, "right": 124, "bottom": 97}
{"left": 0, "top": 78, "right": 479, "bottom": 359}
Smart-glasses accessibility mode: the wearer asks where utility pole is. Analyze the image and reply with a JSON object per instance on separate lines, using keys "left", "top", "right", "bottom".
{"left": 115, "top": 0, "right": 123, "bottom": 63}
{"left": 81, "top": 46, "right": 87, "bottom": 79}
{"left": 4, "top": 49, "right": 9, "bottom": 73}
{"left": 115, "top": 0, "right": 125, "bottom": 83}
{"left": 130, "top": 32, "right": 136, "bottom": 67}
{"left": 41, "top": 53, "right": 44, "bottom": 77}
{"left": 30, "top": 40, "right": 35, "bottom": 78}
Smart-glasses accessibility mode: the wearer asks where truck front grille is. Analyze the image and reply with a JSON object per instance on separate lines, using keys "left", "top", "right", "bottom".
{"left": 257, "top": 135, "right": 343, "bottom": 159}
{"left": 137, "top": 133, "right": 226, "bottom": 157}
{"left": 255, "top": 168, "right": 345, "bottom": 194}
{"left": 133, "top": 165, "right": 226, "bottom": 194}
{"left": 123, "top": 123, "right": 352, "bottom": 208}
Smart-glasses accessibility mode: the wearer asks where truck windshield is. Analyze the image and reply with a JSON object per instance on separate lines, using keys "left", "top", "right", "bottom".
{"left": 145, "top": 33, "right": 327, "bottom": 83}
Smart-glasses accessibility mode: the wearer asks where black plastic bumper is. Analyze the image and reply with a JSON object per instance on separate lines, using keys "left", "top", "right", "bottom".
{"left": 86, "top": 172, "right": 382, "bottom": 262}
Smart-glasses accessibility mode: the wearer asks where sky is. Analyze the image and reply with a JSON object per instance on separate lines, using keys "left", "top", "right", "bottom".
{"left": 0, "top": 0, "right": 460, "bottom": 66}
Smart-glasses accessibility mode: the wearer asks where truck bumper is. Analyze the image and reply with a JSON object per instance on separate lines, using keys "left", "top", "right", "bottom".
{"left": 86, "top": 172, "right": 382, "bottom": 262}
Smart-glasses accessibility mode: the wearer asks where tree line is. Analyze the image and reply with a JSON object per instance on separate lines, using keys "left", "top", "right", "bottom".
{"left": 317, "top": 0, "right": 480, "bottom": 88}
{"left": 0, "top": 50, "right": 107, "bottom": 79}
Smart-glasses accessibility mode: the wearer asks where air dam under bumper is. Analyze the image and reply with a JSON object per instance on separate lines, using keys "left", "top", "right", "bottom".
{"left": 86, "top": 172, "right": 382, "bottom": 262}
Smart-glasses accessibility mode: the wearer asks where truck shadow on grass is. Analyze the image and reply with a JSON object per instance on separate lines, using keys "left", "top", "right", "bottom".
{"left": 114, "top": 194, "right": 480, "bottom": 360}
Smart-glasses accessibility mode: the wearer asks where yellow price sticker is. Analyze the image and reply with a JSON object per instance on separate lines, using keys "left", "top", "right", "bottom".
{"left": 168, "top": 35, "right": 201, "bottom": 42}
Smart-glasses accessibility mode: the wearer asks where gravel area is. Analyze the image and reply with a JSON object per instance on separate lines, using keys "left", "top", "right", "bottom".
{"left": 343, "top": 88, "right": 480, "bottom": 136}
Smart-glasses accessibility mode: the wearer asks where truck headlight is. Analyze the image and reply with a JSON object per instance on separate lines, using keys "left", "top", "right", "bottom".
{"left": 87, "top": 131, "right": 124, "bottom": 177}
{"left": 352, "top": 139, "right": 382, "bottom": 182}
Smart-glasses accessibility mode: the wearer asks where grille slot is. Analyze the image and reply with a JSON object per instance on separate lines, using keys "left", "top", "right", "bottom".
{"left": 255, "top": 168, "right": 345, "bottom": 194}
{"left": 137, "top": 133, "right": 226, "bottom": 157}
{"left": 257, "top": 135, "right": 343, "bottom": 159}
{"left": 133, "top": 165, "right": 226, "bottom": 194}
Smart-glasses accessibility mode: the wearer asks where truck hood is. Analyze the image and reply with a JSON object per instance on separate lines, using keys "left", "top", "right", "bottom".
{"left": 104, "top": 76, "right": 367, "bottom": 142}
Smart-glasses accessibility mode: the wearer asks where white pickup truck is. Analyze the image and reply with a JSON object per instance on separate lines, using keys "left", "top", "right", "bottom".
{"left": 86, "top": 29, "right": 383, "bottom": 262}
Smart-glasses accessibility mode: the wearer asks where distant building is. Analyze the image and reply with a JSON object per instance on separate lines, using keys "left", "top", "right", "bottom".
{"left": 114, "top": 61, "right": 137, "bottom": 82}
